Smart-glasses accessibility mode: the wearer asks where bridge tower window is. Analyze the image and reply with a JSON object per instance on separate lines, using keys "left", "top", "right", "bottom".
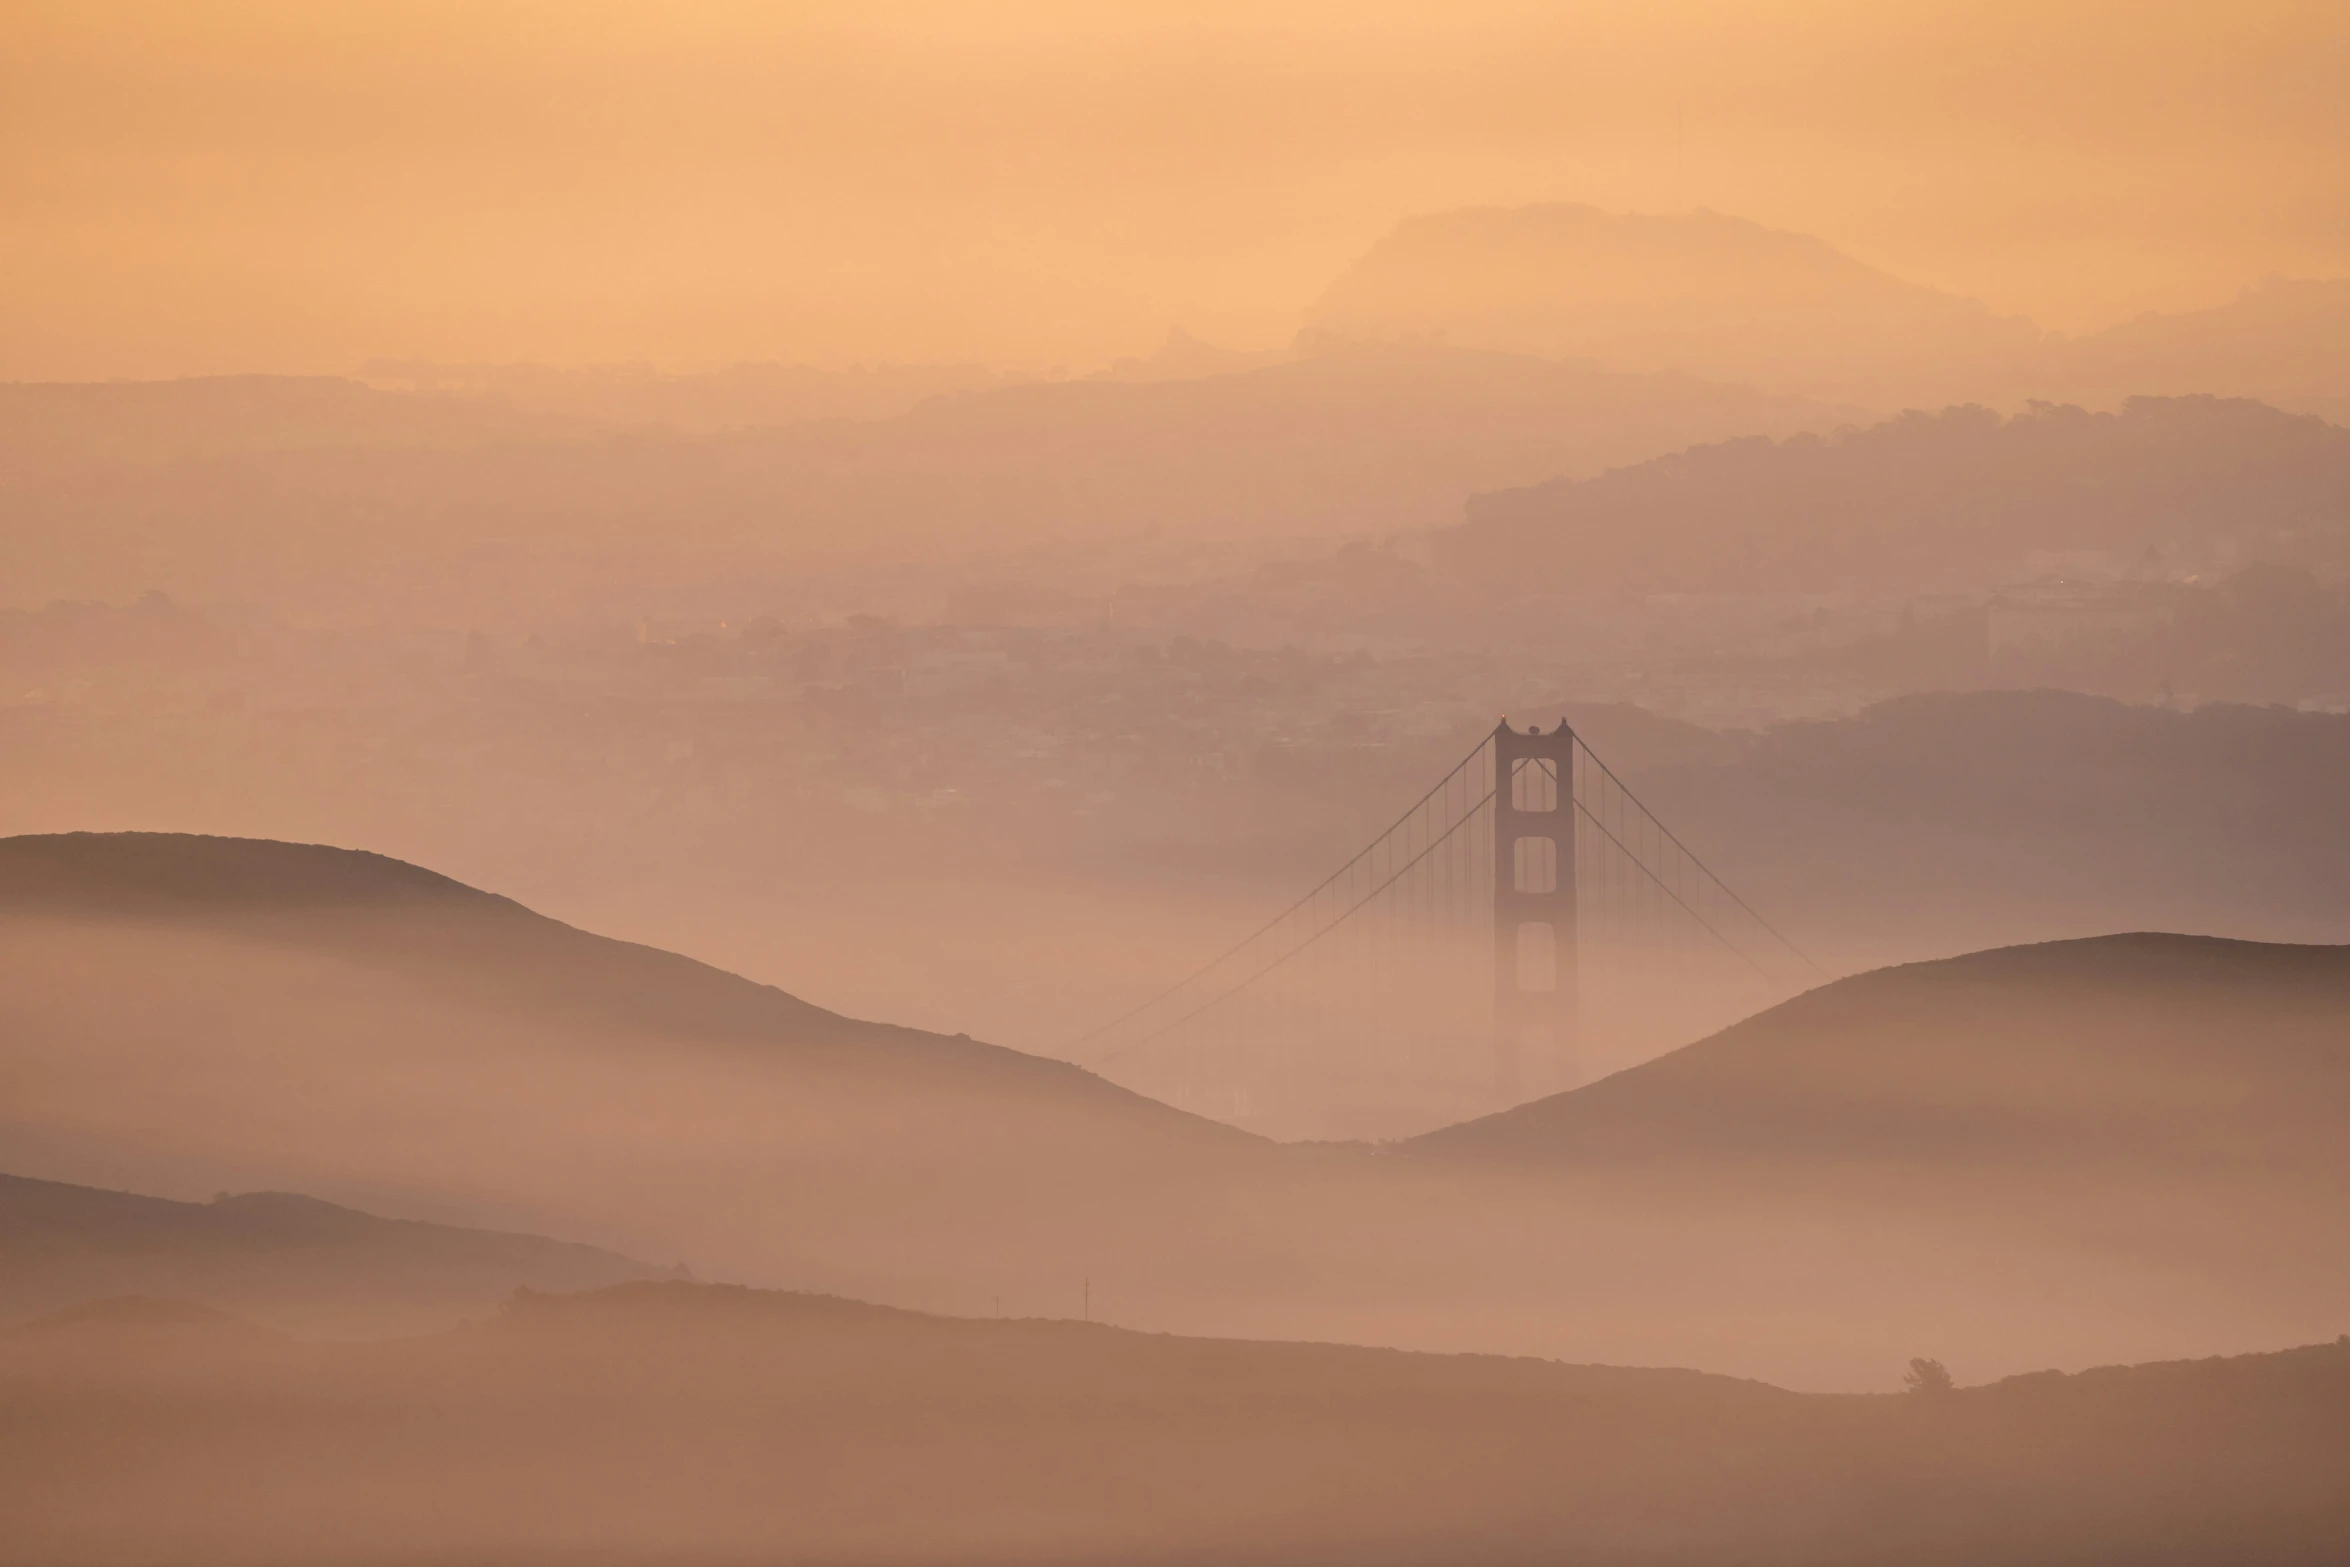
{"left": 1509, "top": 757, "right": 1559, "bottom": 813}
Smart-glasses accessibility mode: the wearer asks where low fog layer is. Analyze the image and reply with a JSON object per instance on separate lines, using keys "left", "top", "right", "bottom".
{"left": 7, "top": 833, "right": 2347, "bottom": 1389}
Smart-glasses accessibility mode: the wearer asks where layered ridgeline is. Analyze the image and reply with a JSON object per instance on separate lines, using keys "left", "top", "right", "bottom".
{"left": 0, "top": 831, "right": 1272, "bottom": 1325}
{"left": 0, "top": 340, "right": 1840, "bottom": 620}
{"left": 6, "top": 1279, "right": 2348, "bottom": 1567}
{"left": 1447, "top": 395, "right": 2350, "bottom": 601}
{"left": 1124, "top": 395, "right": 2350, "bottom": 690}
{"left": 6, "top": 832, "right": 2348, "bottom": 1385}
{"left": 0, "top": 1173, "right": 667, "bottom": 1336}
{"left": 1311, "top": 202, "right": 2350, "bottom": 418}
{"left": 1618, "top": 692, "right": 2350, "bottom": 965}
{"left": 1310, "top": 203, "right": 2044, "bottom": 408}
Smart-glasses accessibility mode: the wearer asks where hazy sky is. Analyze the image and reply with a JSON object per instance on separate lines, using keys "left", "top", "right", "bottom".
{"left": 6, "top": 0, "right": 2348, "bottom": 378}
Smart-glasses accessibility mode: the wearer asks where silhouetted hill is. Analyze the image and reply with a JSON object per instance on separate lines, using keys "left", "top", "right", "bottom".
{"left": 2053, "top": 277, "right": 2350, "bottom": 425}
{"left": 1309, "top": 203, "right": 2043, "bottom": 405}
{"left": 0, "top": 340, "right": 1844, "bottom": 620}
{"left": 0, "top": 1172, "right": 666, "bottom": 1337}
{"left": 9, "top": 835, "right": 2349, "bottom": 1387}
{"left": 1449, "top": 396, "right": 2350, "bottom": 600}
{"left": 1622, "top": 691, "right": 2350, "bottom": 961}
{"left": 0, "top": 831, "right": 1268, "bottom": 1318}
{"left": 356, "top": 358, "right": 1014, "bottom": 432}
{"left": 0, "top": 830, "right": 1223, "bottom": 1081}
{"left": 1309, "top": 203, "right": 2350, "bottom": 421}
{"left": 1379, "top": 928, "right": 2350, "bottom": 1383}
{"left": 5, "top": 1276, "right": 2346, "bottom": 1566}
{"left": 1411, "top": 933, "right": 2350, "bottom": 1175}
{"left": 0, "top": 375, "right": 560, "bottom": 483}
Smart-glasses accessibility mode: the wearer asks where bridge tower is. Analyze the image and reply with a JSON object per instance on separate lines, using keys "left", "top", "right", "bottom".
{"left": 1492, "top": 720, "right": 1578, "bottom": 1097}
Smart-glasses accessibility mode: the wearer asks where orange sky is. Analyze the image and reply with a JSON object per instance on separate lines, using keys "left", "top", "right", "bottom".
{"left": 5, "top": 0, "right": 2347, "bottom": 378}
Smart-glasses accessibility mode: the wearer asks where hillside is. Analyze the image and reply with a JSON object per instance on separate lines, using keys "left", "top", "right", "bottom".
{"left": 0, "top": 832, "right": 1270, "bottom": 1319}
{"left": 1447, "top": 396, "right": 2350, "bottom": 601}
{"left": 1412, "top": 933, "right": 2350, "bottom": 1173}
{"left": 0, "top": 340, "right": 1843, "bottom": 621}
{"left": 10, "top": 832, "right": 2350, "bottom": 1386}
{"left": 2052, "top": 276, "right": 2350, "bottom": 426}
{"left": 355, "top": 358, "right": 1013, "bottom": 432}
{"left": 0, "top": 1172, "right": 665, "bottom": 1336}
{"left": 1618, "top": 692, "right": 2350, "bottom": 964}
{"left": 1308, "top": 203, "right": 2350, "bottom": 420}
{"left": 1307, "top": 203, "right": 2043, "bottom": 406}
{"left": 0, "top": 375, "right": 561, "bottom": 483}
{"left": 4, "top": 1278, "right": 2346, "bottom": 1566}
{"left": 1382, "top": 932, "right": 2350, "bottom": 1381}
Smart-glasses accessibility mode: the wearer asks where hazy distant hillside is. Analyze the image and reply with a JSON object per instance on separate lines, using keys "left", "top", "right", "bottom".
{"left": 2053, "top": 277, "right": 2350, "bottom": 425}
{"left": 357, "top": 358, "right": 1013, "bottom": 433}
{"left": 1449, "top": 396, "right": 2350, "bottom": 601}
{"left": 7, "top": 1278, "right": 2347, "bottom": 1566}
{"left": 1309, "top": 203, "right": 2043, "bottom": 405}
{"left": 1628, "top": 691, "right": 2350, "bottom": 962}
{"left": 0, "top": 339, "right": 1843, "bottom": 621}
{"left": 1311, "top": 204, "right": 2350, "bottom": 420}
{"left": 0, "top": 832, "right": 1267, "bottom": 1315}
{"left": 0, "top": 1173, "right": 663, "bottom": 1336}
{"left": 0, "top": 375, "right": 559, "bottom": 483}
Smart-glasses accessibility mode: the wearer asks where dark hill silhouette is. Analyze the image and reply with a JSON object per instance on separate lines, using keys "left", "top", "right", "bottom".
{"left": 0, "top": 340, "right": 1843, "bottom": 620}
{"left": 2052, "top": 276, "right": 2350, "bottom": 426}
{"left": 5, "top": 1277, "right": 2347, "bottom": 1566}
{"left": 9, "top": 832, "right": 2350, "bottom": 1387}
{"left": 1448, "top": 396, "right": 2350, "bottom": 601}
{"left": 0, "top": 374, "right": 561, "bottom": 483}
{"left": 356, "top": 357, "right": 1013, "bottom": 433}
{"left": 1309, "top": 203, "right": 2350, "bottom": 420}
{"left": 1410, "top": 933, "right": 2350, "bottom": 1175}
{"left": 0, "top": 830, "right": 1237, "bottom": 1095}
{"left": 0, "top": 831, "right": 1270, "bottom": 1324}
{"left": 0, "top": 1171, "right": 666, "bottom": 1337}
{"left": 1385, "top": 932, "right": 2350, "bottom": 1384}
{"left": 1620, "top": 691, "right": 2350, "bottom": 965}
{"left": 1308, "top": 203, "right": 2044, "bottom": 406}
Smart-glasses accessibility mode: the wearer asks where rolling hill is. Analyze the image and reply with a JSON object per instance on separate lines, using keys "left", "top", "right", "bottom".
{"left": 0, "top": 1172, "right": 666, "bottom": 1336}
{"left": 1308, "top": 202, "right": 2045, "bottom": 406}
{"left": 1386, "top": 932, "right": 2350, "bottom": 1384}
{"left": 1445, "top": 395, "right": 2350, "bottom": 601}
{"left": 0, "top": 831, "right": 1271, "bottom": 1322}
{"left": 0, "top": 340, "right": 1844, "bottom": 621}
{"left": 4, "top": 1277, "right": 2346, "bottom": 1566}
{"left": 1617, "top": 691, "right": 2350, "bottom": 966}
{"left": 2051, "top": 276, "right": 2350, "bottom": 426}
{"left": 1310, "top": 203, "right": 2350, "bottom": 420}
{"left": 1413, "top": 932, "right": 2350, "bottom": 1173}
{"left": 8, "top": 831, "right": 2349, "bottom": 1387}
{"left": 0, "top": 374, "right": 560, "bottom": 483}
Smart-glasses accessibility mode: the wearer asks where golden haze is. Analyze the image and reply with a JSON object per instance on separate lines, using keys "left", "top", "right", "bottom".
{"left": 4, "top": 0, "right": 2347, "bottom": 377}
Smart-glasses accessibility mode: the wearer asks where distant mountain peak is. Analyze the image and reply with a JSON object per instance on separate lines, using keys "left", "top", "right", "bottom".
{"left": 1310, "top": 201, "right": 2042, "bottom": 406}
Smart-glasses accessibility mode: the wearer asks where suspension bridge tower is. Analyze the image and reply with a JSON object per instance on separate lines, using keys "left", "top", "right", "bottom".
{"left": 1493, "top": 720, "right": 1578, "bottom": 1095}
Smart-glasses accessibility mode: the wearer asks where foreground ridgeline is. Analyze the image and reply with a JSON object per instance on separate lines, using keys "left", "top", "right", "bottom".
{"left": 0, "top": 1173, "right": 670, "bottom": 1338}
{"left": 7, "top": 831, "right": 2350, "bottom": 1389}
{"left": 4, "top": 1280, "right": 2348, "bottom": 1566}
